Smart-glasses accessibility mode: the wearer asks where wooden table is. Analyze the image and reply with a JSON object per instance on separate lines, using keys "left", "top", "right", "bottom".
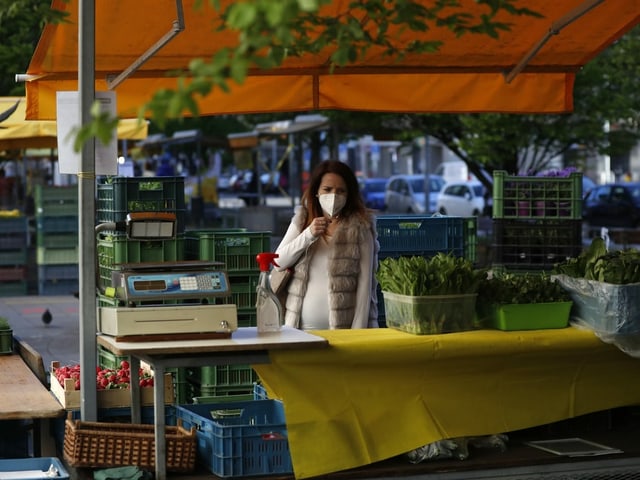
{"left": 97, "top": 326, "right": 328, "bottom": 480}
{"left": 0, "top": 353, "right": 65, "bottom": 456}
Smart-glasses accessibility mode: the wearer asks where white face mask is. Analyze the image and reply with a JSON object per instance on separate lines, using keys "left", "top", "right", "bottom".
{"left": 318, "top": 193, "right": 347, "bottom": 218}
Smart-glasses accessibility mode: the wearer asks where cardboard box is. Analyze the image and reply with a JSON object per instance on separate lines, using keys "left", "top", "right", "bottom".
{"left": 50, "top": 361, "right": 174, "bottom": 409}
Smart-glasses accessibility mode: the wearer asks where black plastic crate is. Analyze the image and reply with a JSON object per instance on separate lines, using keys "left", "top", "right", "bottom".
{"left": 492, "top": 219, "right": 583, "bottom": 271}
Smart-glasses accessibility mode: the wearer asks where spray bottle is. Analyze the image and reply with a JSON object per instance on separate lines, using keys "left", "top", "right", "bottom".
{"left": 255, "top": 253, "right": 283, "bottom": 333}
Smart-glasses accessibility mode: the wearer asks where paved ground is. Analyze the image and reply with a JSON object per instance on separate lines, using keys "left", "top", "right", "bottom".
{"left": 2, "top": 294, "right": 80, "bottom": 369}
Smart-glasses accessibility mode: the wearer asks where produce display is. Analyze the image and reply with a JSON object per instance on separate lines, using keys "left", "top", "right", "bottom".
{"left": 377, "top": 254, "right": 485, "bottom": 334}
{"left": 54, "top": 360, "right": 155, "bottom": 391}
{"left": 376, "top": 253, "right": 485, "bottom": 296}
{"left": 477, "top": 272, "right": 571, "bottom": 306}
{"left": 553, "top": 237, "right": 640, "bottom": 284}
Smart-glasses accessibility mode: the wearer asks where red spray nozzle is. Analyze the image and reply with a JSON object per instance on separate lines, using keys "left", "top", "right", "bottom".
{"left": 256, "top": 252, "right": 280, "bottom": 272}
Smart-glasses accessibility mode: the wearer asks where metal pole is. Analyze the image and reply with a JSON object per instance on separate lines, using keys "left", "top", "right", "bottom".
{"left": 79, "top": 0, "right": 98, "bottom": 421}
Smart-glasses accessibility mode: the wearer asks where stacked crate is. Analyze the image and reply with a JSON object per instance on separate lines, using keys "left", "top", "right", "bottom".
{"left": 35, "top": 185, "right": 79, "bottom": 295}
{"left": 97, "top": 176, "right": 193, "bottom": 402}
{"left": 0, "top": 215, "right": 29, "bottom": 296}
{"left": 184, "top": 228, "right": 271, "bottom": 400}
{"left": 96, "top": 176, "right": 187, "bottom": 295}
{"left": 375, "top": 215, "right": 477, "bottom": 327}
{"left": 491, "top": 170, "right": 583, "bottom": 272}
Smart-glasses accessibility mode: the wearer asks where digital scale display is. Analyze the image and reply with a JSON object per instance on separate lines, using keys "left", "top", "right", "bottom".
{"left": 122, "top": 271, "right": 230, "bottom": 299}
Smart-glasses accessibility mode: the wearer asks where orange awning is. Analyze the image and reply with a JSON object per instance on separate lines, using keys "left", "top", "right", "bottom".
{"left": 24, "top": 1, "right": 640, "bottom": 119}
{"left": 0, "top": 97, "right": 148, "bottom": 150}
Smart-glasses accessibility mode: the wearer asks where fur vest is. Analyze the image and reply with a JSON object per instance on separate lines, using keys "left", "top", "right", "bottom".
{"left": 284, "top": 207, "right": 377, "bottom": 329}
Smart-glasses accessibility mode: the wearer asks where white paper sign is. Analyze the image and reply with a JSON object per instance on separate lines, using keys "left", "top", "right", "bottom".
{"left": 56, "top": 91, "right": 118, "bottom": 175}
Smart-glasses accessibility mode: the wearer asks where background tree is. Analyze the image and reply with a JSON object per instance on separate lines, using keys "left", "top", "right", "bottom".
{"left": 0, "top": 0, "right": 66, "bottom": 96}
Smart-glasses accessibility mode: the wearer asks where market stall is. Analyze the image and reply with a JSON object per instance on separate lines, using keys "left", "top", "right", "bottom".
{"left": 253, "top": 327, "right": 640, "bottom": 479}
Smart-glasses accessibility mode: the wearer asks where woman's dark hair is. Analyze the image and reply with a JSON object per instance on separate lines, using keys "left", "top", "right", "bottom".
{"left": 301, "top": 160, "right": 367, "bottom": 227}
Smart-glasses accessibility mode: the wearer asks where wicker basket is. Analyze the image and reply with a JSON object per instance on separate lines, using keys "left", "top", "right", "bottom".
{"left": 63, "top": 415, "right": 196, "bottom": 472}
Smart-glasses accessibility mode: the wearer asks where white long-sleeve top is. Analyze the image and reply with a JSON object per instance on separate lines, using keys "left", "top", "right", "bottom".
{"left": 275, "top": 220, "right": 375, "bottom": 330}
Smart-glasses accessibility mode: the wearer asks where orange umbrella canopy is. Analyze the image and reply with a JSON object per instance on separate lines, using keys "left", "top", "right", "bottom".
{"left": 25, "top": 0, "right": 640, "bottom": 120}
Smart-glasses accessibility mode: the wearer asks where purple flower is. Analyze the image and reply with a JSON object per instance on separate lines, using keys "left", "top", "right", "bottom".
{"left": 538, "top": 167, "right": 578, "bottom": 178}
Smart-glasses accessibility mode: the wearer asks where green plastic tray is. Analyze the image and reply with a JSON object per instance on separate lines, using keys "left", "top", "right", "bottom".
{"left": 490, "top": 302, "right": 572, "bottom": 330}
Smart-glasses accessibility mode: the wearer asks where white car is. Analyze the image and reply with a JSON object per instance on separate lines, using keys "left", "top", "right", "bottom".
{"left": 436, "top": 181, "right": 489, "bottom": 217}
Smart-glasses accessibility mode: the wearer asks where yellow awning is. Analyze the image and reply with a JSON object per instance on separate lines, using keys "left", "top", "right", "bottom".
{"left": 0, "top": 97, "right": 147, "bottom": 149}
{"left": 24, "top": 0, "right": 640, "bottom": 120}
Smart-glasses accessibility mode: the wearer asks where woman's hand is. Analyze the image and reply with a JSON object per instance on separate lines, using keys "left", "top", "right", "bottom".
{"left": 310, "top": 216, "right": 330, "bottom": 237}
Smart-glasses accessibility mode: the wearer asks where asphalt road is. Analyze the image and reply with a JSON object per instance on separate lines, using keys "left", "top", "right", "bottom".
{"left": 3, "top": 295, "right": 80, "bottom": 370}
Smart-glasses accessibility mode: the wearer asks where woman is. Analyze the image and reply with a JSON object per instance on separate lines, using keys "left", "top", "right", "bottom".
{"left": 275, "top": 160, "right": 379, "bottom": 330}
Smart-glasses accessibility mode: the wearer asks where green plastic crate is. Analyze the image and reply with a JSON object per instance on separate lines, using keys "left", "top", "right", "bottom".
{"left": 185, "top": 229, "right": 271, "bottom": 272}
{"left": 200, "top": 364, "right": 258, "bottom": 390}
{"left": 97, "top": 233, "right": 185, "bottom": 289}
{"left": 36, "top": 231, "right": 78, "bottom": 248}
{"left": 0, "top": 280, "right": 27, "bottom": 296}
{"left": 97, "top": 345, "right": 129, "bottom": 370}
{"left": 0, "top": 216, "right": 28, "bottom": 234}
{"left": 492, "top": 170, "right": 582, "bottom": 219}
{"left": 36, "top": 215, "right": 78, "bottom": 233}
{"left": 0, "top": 217, "right": 28, "bottom": 249}
{"left": 237, "top": 308, "right": 257, "bottom": 327}
{"left": 219, "top": 273, "right": 260, "bottom": 310}
{"left": 36, "top": 246, "right": 78, "bottom": 265}
{"left": 0, "top": 248, "right": 27, "bottom": 266}
{"left": 97, "top": 176, "right": 186, "bottom": 232}
{"left": 35, "top": 185, "right": 79, "bottom": 217}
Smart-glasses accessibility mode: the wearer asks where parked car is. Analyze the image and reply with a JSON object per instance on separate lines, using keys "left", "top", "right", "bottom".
{"left": 359, "top": 177, "right": 388, "bottom": 211}
{"left": 583, "top": 182, "right": 640, "bottom": 229}
{"left": 384, "top": 174, "right": 445, "bottom": 214}
{"left": 436, "top": 180, "right": 489, "bottom": 217}
{"left": 582, "top": 176, "right": 596, "bottom": 198}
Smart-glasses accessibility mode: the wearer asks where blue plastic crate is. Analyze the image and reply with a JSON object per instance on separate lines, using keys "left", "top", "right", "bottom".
{"left": 175, "top": 400, "right": 292, "bottom": 478}
{"left": 0, "top": 457, "right": 69, "bottom": 479}
{"left": 376, "top": 215, "right": 470, "bottom": 259}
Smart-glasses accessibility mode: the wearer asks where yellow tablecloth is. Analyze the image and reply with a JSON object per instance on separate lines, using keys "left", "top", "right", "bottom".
{"left": 253, "top": 327, "right": 640, "bottom": 479}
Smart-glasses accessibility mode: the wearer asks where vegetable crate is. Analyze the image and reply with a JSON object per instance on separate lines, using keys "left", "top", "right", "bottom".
{"left": 492, "top": 170, "right": 582, "bottom": 220}
{"left": 382, "top": 291, "right": 477, "bottom": 334}
{"left": 376, "top": 215, "right": 476, "bottom": 262}
{"left": 184, "top": 229, "right": 271, "bottom": 272}
{"left": 97, "top": 176, "right": 186, "bottom": 233}
{"left": 50, "top": 361, "right": 175, "bottom": 409}
{"left": 492, "top": 219, "right": 582, "bottom": 271}
{"left": 63, "top": 415, "right": 196, "bottom": 472}
{"left": 175, "top": 399, "right": 292, "bottom": 478}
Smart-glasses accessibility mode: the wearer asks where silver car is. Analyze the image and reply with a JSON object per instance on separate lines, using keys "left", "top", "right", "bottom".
{"left": 384, "top": 174, "right": 445, "bottom": 214}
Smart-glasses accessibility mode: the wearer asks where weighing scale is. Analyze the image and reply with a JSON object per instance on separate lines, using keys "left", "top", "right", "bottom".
{"left": 97, "top": 261, "right": 238, "bottom": 341}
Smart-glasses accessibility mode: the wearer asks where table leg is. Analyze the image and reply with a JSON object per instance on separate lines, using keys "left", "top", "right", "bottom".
{"left": 153, "top": 363, "right": 167, "bottom": 480}
{"left": 37, "top": 419, "right": 57, "bottom": 457}
{"left": 129, "top": 357, "right": 141, "bottom": 424}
